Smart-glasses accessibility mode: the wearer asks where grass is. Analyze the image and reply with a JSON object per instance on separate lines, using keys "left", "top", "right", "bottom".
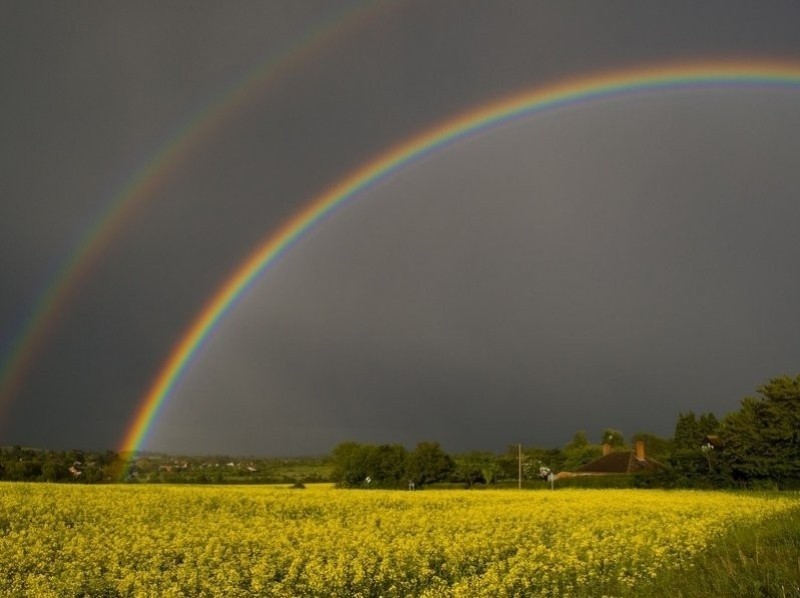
{"left": 638, "top": 500, "right": 800, "bottom": 597}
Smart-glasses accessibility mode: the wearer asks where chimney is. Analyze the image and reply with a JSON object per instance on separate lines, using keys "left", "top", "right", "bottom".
{"left": 635, "top": 440, "right": 645, "bottom": 461}
{"left": 602, "top": 443, "right": 612, "bottom": 456}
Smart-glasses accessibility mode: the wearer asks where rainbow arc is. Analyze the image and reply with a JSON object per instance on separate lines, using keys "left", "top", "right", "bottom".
{"left": 119, "top": 60, "right": 800, "bottom": 457}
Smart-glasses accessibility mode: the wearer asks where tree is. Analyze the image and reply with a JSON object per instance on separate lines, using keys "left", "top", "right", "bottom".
{"left": 41, "top": 459, "right": 68, "bottom": 482}
{"left": 601, "top": 429, "right": 625, "bottom": 449}
{"left": 698, "top": 412, "right": 719, "bottom": 437}
{"left": 670, "top": 411, "right": 721, "bottom": 483}
{"left": 569, "top": 430, "right": 589, "bottom": 448}
{"left": 406, "top": 442, "right": 454, "bottom": 487}
{"left": 102, "top": 455, "right": 128, "bottom": 482}
{"left": 497, "top": 447, "right": 522, "bottom": 481}
{"left": 673, "top": 412, "right": 700, "bottom": 450}
{"left": 561, "top": 431, "right": 601, "bottom": 472}
{"left": 368, "top": 444, "right": 408, "bottom": 488}
{"left": 454, "top": 451, "right": 497, "bottom": 487}
{"left": 4, "top": 459, "right": 42, "bottom": 481}
{"left": 330, "top": 442, "right": 409, "bottom": 488}
{"left": 330, "top": 442, "right": 370, "bottom": 487}
{"left": 721, "top": 375, "right": 800, "bottom": 485}
{"left": 538, "top": 448, "right": 566, "bottom": 476}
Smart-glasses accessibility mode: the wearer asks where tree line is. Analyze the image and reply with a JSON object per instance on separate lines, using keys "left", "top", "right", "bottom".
{"left": 0, "top": 447, "right": 124, "bottom": 483}
{"left": 331, "top": 375, "right": 800, "bottom": 490}
{"left": 0, "top": 448, "right": 332, "bottom": 484}
{"left": 2, "top": 374, "right": 798, "bottom": 488}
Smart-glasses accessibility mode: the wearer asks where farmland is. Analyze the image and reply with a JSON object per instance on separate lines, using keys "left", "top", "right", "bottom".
{"left": 0, "top": 484, "right": 797, "bottom": 596}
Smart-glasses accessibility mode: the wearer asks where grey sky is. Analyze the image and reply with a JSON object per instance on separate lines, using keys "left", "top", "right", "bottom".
{"left": 2, "top": 1, "right": 800, "bottom": 455}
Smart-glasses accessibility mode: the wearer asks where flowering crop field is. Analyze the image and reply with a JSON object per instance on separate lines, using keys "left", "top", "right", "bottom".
{"left": 0, "top": 484, "right": 796, "bottom": 596}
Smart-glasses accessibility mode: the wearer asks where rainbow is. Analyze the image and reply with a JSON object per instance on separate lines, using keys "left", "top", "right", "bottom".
{"left": 0, "top": 1, "right": 391, "bottom": 417}
{"left": 118, "top": 59, "right": 800, "bottom": 456}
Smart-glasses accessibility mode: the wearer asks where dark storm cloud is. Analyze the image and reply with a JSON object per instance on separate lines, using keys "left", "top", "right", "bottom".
{"left": 2, "top": 1, "right": 800, "bottom": 453}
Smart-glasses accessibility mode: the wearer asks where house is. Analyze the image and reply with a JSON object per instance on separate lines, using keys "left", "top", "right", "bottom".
{"left": 571, "top": 440, "right": 664, "bottom": 475}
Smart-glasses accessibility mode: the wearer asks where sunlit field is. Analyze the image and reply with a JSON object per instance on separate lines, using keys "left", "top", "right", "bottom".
{"left": 0, "top": 484, "right": 797, "bottom": 597}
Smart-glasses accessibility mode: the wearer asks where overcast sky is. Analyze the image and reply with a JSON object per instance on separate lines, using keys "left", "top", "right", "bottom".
{"left": 2, "top": 1, "right": 800, "bottom": 456}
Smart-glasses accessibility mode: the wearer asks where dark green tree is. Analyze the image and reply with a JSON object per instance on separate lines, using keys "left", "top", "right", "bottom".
{"left": 721, "top": 375, "right": 800, "bottom": 485}
{"left": 497, "top": 447, "right": 522, "bottom": 481}
{"left": 406, "top": 442, "right": 454, "bottom": 486}
{"left": 367, "top": 444, "right": 408, "bottom": 488}
{"left": 601, "top": 429, "right": 625, "bottom": 449}
{"left": 698, "top": 412, "right": 719, "bottom": 437}
{"left": 670, "top": 411, "right": 721, "bottom": 483}
{"left": 673, "top": 412, "right": 700, "bottom": 450}
{"left": 454, "top": 451, "right": 497, "bottom": 487}
{"left": 41, "top": 459, "right": 68, "bottom": 482}
{"left": 562, "top": 431, "right": 601, "bottom": 472}
{"left": 330, "top": 442, "right": 409, "bottom": 488}
{"left": 330, "top": 442, "right": 371, "bottom": 487}
{"left": 5, "top": 459, "right": 42, "bottom": 481}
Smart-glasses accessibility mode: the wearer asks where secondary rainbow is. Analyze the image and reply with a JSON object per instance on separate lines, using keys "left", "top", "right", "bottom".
{"left": 121, "top": 60, "right": 800, "bottom": 455}
{"left": 0, "top": 0, "right": 388, "bottom": 416}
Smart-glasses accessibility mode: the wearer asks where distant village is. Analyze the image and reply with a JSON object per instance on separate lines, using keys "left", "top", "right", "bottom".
{"left": 0, "top": 448, "right": 330, "bottom": 485}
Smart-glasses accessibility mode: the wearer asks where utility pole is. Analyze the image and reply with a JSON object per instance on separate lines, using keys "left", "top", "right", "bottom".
{"left": 518, "top": 443, "right": 522, "bottom": 490}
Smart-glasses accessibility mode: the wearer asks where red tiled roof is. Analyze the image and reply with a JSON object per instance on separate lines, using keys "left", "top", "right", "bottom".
{"left": 574, "top": 450, "right": 663, "bottom": 474}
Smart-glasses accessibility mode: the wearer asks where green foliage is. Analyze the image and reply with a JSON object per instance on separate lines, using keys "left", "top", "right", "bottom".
{"left": 496, "top": 448, "right": 520, "bottom": 481}
{"left": 635, "top": 505, "right": 800, "bottom": 597}
{"left": 539, "top": 447, "right": 566, "bottom": 474}
{"left": 4, "top": 459, "right": 43, "bottom": 481}
{"left": 673, "top": 412, "right": 699, "bottom": 450}
{"left": 331, "top": 442, "right": 372, "bottom": 487}
{"left": 568, "top": 430, "right": 589, "bottom": 448}
{"left": 495, "top": 446, "right": 565, "bottom": 483}
{"left": 406, "top": 442, "right": 454, "bottom": 486}
{"left": 453, "top": 451, "right": 499, "bottom": 487}
{"left": 721, "top": 374, "right": 800, "bottom": 485}
{"left": 562, "top": 431, "right": 602, "bottom": 472}
{"left": 369, "top": 444, "right": 409, "bottom": 487}
{"left": 601, "top": 428, "right": 625, "bottom": 448}
{"left": 330, "top": 442, "right": 410, "bottom": 488}
{"left": 669, "top": 411, "right": 722, "bottom": 483}
{"left": 698, "top": 412, "right": 719, "bottom": 436}
{"left": 0, "top": 446, "right": 334, "bottom": 485}
{"left": 673, "top": 411, "right": 719, "bottom": 450}
{"left": 41, "top": 460, "right": 68, "bottom": 482}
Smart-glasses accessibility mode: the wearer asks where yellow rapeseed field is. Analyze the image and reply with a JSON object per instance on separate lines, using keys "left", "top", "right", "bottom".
{"left": 0, "top": 483, "right": 795, "bottom": 596}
